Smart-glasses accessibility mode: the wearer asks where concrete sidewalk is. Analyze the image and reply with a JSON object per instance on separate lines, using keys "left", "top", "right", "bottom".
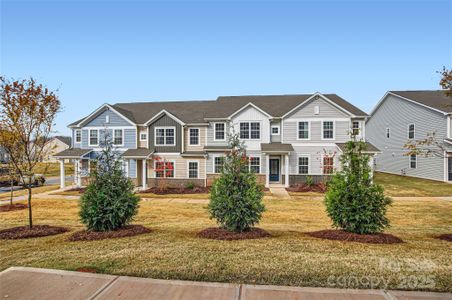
{"left": 0, "top": 267, "right": 450, "bottom": 300}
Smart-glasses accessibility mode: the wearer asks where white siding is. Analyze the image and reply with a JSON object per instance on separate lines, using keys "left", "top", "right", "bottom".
{"left": 231, "top": 106, "right": 271, "bottom": 150}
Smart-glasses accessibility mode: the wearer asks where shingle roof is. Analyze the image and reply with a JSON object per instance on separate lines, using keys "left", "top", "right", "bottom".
{"left": 335, "top": 142, "right": 380, "bottom": 153}
{"left": 390, "top": 90, "right": 452, "bottom": 113}
{"left": 53, "top": 136, "right": 72, "bottom": 146}
{"left": 122, "top": 148, "right": 154, "bottom": 158}
{"left": 261, "top": 143, "right": 294, "bottom": 153}
{"left": 70, "top": 93, "right": 368, "bottom": 126}
{"left": 54, "top": 148, "right": 92, "bottom": 158}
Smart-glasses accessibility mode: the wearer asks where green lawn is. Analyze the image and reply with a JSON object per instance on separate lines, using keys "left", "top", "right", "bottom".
{"left": 374, "top": 172, "right": 452, "bottom": 197}
{"left": 0, "top": 196, "right": 450, "bottom": 292}
{"left": 33, "top": 162, "right": 74, "bottom": 177}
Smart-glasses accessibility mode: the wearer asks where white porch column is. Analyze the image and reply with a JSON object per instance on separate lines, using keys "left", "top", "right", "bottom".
{"left": 59, "top": 159, "right": 65, "bottom": 189}
{"left": 284, "top": 154, "right": 289, "bottom": 188}
{"left": 265, "top": 154, "right": 269, "bottom": 188}
{"left": 76, "top": 159, "right": 82, "bottom": 187}
{"left": 125, "top": 159, "right": 129, "bottom": 177}
{"left": 142, "top": 159, "right": 147, "bottom": 190}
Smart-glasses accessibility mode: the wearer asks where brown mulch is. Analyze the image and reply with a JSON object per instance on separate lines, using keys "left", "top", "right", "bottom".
{"left": 65, "top": 187, "right": 86, "bottom": 194}
{"left": 75, "top": 267, "right": 98, "bottom": 273}
{"left": 437, "top": 234, "right": 452, "bottom": 242}
{"left": 0, "top": 203, "right": 27, "bottom": 212}
{"left": 141, "top": 187, "right": 209, "bottom": 195}
{"left": 0, "top": 225, "right": 70, "bottom": 240}
{"left": 286, "top": 183, "right": 327, "bottom": 193}
{"left": 68, "top": 225, "right": 151, "bottom": 241}
{"left": 197, "top": 227, "right": 271, "bottom": 241}
{"left": 306, "top": 229, "right": 403, "bottom": 244}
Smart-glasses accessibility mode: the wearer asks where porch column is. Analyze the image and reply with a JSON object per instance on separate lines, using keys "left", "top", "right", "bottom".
{"left": 59, "top": 159, "right": 65, "bottom": 189}
{"left": 142, "top": 159, "right": 147, "bottom": 190}
{"left": 125, "top": 159, "right": 129, "bottom": 177}
{"left": 76, "top": 159, "right": 82, "bottom": 187}
{"left": 284, "top": 154, "right": 289, "bottom": 188}
{"left": 265, "top": 154, "right": 269, "bottom": 188}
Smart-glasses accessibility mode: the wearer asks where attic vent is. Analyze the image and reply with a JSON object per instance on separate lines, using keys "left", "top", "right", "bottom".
{"left": 106, "top": 115, "right": 110, "bottom": 123}
{"left": 314, "top": 105, "right": 320, "bottom": 115}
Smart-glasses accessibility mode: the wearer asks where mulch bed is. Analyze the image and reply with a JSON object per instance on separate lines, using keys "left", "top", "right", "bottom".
{"left": 197, "top": 227, "right": 271, "bottom": 240}
{"left": 141, "top": 187, "right": 209, "bottom": 195}
{"left": 68, "top": 225, "right": 151, "bottom": 241}
{"left": 437, "top": 234, "right": 452, "bottom": 242}
{"left": 0, "top": 203, "right": 27, "bottom": 212}
{"left": 64, "top": 187, "right": 86, "bottom": 194}
{"left": 0, "top": 225, "right": 70, "bottom": 240}
{"left": 75, "top": 267, "right": 98, "bottom": 273}
{"left": 286, "top": 183, "right": 327, "bottom": 193}
{"left": 306, "top": 229, "right": 403, "bottom": 244}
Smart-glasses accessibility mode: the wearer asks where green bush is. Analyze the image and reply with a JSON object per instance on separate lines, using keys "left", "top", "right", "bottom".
{"left": 208, "top": 133, "right": 265, "bottom": 232}
{"left": 80, "top": 135, "right": 139, "bottom": 232}
{"left": 324, "top": 138, "right": 392, "bottom": 234}
{"left": 185, "top": 181, "right": 195, "bottom": 190}
{"left": 305, "top": 175, "right": 314, "bottom": 187}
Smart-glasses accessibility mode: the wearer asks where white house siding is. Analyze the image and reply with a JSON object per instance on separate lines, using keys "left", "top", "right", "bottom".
{"left": 270, "top": 120, "right": 281, "bottom": 142}
{"left": 366, "top": 94, "right": 448, "bottom": 181}
{"left": 231, "top": 106, "right": 271, "bottom": 150}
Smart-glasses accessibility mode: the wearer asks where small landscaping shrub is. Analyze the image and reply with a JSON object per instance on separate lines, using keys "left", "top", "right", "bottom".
{"left": 208, "top": 133, "right": 265, "bottom": 232}
{"left": 305, "top": 175, "right": 314, "bottom": 187}
{"left": 80, "top": 135, "right": 139, "bottom": 232}
{"left": 185, "top": 181, "right": 196, "bottom": 190}
{"left": 324, "top": 137, "right": 392, "bottom": 234}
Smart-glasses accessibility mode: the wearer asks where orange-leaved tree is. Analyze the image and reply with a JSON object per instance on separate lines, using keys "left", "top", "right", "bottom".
{"left": 0, "top": 76, "right": 60, "bottom": 228}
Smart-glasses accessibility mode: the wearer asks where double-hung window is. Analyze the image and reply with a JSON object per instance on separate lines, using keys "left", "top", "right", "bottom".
{"left": 214, "top": 123, "right": 225, "bottom": 141}
{"left": 352, "top": 121, "right": 360, "bottom": 136}
{"left": 271, "top": 126, "right": 280, "bottom": 135}
{"left": 140, "top": 132, "right": 147, "bottom": 141}
{"left": 113, "top": 129, "right": 123, "bottom": 145}
{"left": 75, "top": 130, "right": 81, "bottom": 143}
{"left": 188, "top": 161, "right": 199, "bottom": 178}
{"left": 323, "top": 156, "right": 334, "bottom": 174}
{"left": 298, "top": 122, "right": 309, "bottom": 139}
{"left": 249, "top": 157, "right": 260, "bottom": 173}
{"left": 408, "top": 124, "right": 415, "bottom": 139}
{"left": 323, "top": 121, "right": 334, "bottom": 139}
{"left": 410, "top": 154, "right": 417, "bottom": 169}
{"left": 155, "top": 127, "right": 175, "bottom": 146}
{"left": 155, "top": 161, "right": 175, "bottom": 178}
{"left": 189, "top": 128, "right": 199, "bottom": 145}
{"left": 240, "top": 122, "right": 260, "bottom": 140}
{"left": 214, "top": 156, "right": 224, "bottom": 173}
{"left": 89, "top": 129, "right": 99, "bottom": 146}
{"left": 298, "top": 156, "right": 309, "bottom": 174}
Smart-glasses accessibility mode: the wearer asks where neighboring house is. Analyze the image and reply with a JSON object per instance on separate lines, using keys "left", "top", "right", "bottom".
{"left": 0, "top": 146, "right": 9, "bottom": 163}
{"left": 366, "top": 90, "right": 452, "bottom": 182}
{"left": 43, "top": 136, "right": 72, "bottom": 162}
{"left": 55, "top": 92, "right": 378, "bottom": 189}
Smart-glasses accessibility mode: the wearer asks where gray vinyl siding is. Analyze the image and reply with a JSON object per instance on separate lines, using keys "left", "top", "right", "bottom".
{"left": 206, "top": 122, "right": 230, "bottom": 146}
{"left": 270, "top": 120, "right": 281, "bottom": 142}
{"left": 283, "top": 120, "right": 350, "bottom": 144}
{"left": 286, "top": 97, "right": 349, "bottom": 119}
{"left": 148, "top": 114, "right": 182, "bottom": 153}
{"left": 289, "top": 145, "right": 341, "bottom": 175}
{"left": 72, "top": 129, "right": 82, "bottom": 148}
{"left": 366, "top": 94, "right": 448, "bottom": 181}
{"left": 85, "top": 108, "right": 131, "bottom": 127}
{"left": 129, "top": 159, "right": 137, "bottom": 178}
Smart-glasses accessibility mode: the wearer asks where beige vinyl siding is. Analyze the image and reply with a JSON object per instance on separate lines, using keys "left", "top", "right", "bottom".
{"left": 147, "top": 155, "right": 206, "bottom": 179}
{"left": 206, "top": 122, "right": 230, "bottom": 146}
{"left": 184, "top": 127, "right": 206, "bottom": 152}
{"left": 367, "top": 94, "right": 449, "bottom": 181}
{"left": 138, "top": 126, "right": 148, "bottom": 148}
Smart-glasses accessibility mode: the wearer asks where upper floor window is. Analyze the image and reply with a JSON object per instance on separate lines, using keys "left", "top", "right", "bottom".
{"left": 140, "top": 132, "right": 147, "bottom": 141}
{"left": 352, "top": 121, "right": 360, "bottom": 136}
{"left": 386, "top": 128, "right": 390, "bottom": 138}
{"left": 298, "top": 156, "right": 309, "bottom": 174}
{"left": 322, "top": 121, "right": 334, "bottom": 140}
{"left": 408, "top": 124, "right": 415, "bottom": 139}
{"left": 248, "top": 157, "right": 260, "bottom": 173}
{"left": 271, "top": 126, "right": 280, "bottom": 135}
{"left": 113, "top": 129, "right": 123, "bottom": 145}
{"left": 240, "top": 122, "right": 260, "bottom": 140}
{"left": 189, "top": 128, "right": 199, "bottom": 145}
{"left": 323, "top": 156, "right": 334, "bottom": 174}
{"left": 298, "top": 122, "right": 309, "bottom": 140}
{"left": 214, "top": 123, "right": 225, "bottom": 141}
{"left": 155, "top": 127, "right": 175, "bottom": 146}
{"left": 214, "top": 156, "right": 224, "bottom": 173}
{"left": 89, "top": 129, "right": 98, "bottom": 146}
{"left": 410, "top": 154, "right": 417, "bottom": 169}
{"left": 188, "top": 161, "right": 199, "bottom": 178}
{"left": 75, "top": 130, "right": 81, "bottom": 143}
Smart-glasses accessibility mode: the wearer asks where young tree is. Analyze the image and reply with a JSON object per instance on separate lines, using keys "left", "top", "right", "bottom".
{"left": 80, "top": 133, "right": 139, "bottom": 231}
{"left": 324, "top": 137, "right": 392, "bottom": 234}
{"left": 438, "top": 66, "right": 452, "bottom": 99}
{"left": 0, "top": 77, "right": 60, "bottom": 228}
{"left": 208, "top": 132, "right": 265, "bottom": 232}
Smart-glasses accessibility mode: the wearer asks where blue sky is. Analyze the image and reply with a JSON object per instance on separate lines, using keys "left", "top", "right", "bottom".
{"left": 1, "top": 0, "right": 451, "bottom": 135}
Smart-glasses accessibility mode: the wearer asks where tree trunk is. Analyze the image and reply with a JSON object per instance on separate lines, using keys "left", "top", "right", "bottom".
{"left": 10, "top": 179, "right": 14, "bottom": 206}
{"left": 27, "top": 178, "right": 33, "bottom": 229}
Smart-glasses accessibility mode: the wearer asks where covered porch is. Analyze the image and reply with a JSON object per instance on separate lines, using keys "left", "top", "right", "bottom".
{"left": 53, "top": 148, "right": 94, "bottom": 189}
{"left": 261, "top": 143, "right": 294, "bottom": 188}
{"left": 121, "top": 149, "right": 154, "bottom": 191}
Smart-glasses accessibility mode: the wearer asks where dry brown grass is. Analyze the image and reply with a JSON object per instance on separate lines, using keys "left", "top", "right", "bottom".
{"left": 0, "top": 185, "right": 60, "bottom": 200}
{"left": 0, "top": 196, "right": 450, "bottom": 292}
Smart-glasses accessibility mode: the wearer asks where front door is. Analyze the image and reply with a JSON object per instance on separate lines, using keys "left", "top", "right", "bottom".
{"left": 448, "top": 157, "right": 452, "bottom": 181}
{"left": 269, "top": 159, "right": 280, "bottom": 182}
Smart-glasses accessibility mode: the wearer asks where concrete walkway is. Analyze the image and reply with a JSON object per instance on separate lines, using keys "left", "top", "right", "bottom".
{"left": 0, "top": 267, "right": 450, "bottom": 300}
{"left": 269, "top": 184, "right": 291, "bottom": 199}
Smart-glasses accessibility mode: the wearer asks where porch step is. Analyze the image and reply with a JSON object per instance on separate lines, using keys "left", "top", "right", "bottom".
{"left": 269, "top": 186, "right": 291, "bottom": 199}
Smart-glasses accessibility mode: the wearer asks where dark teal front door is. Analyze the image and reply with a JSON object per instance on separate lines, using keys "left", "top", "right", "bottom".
{"left": 269, "top": 159, "right": 280, "bottom": 182}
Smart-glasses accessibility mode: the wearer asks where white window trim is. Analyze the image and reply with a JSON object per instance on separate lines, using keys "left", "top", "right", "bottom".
{"left": 212, "top": 154, "right": 225, "bottom": 173}
{"left": 154, "top": 126, "right": 176, "bottom": 146}
{"left": 187, "top": 160, "right": 199, "bottom": 179}
{"left": 239, "top": 121, "right": 261, "bottom": 140}
{"left": 271, "top": 125, "right": 280, "bottom": 136}
{"left": 113, "top": 128, "right": 124, "bottom": 147}
{"left": 351, "top": 121, "right": 361, "bottom": 136}
{"left": 105, "top": 115, "right": 110, "bottom": 124}
{"left": 88, "top": 129, "right": 99, "bottom": 146}
{"left": 408, "top": 123, "right": 415, "bottom": 139}
{"left": 409, "top": 154, "right": 417, "bottom": 169}
{"left": 321, "top": 120, "right": 335, "bottom": 141}
{"left": 75, "top": 130, "right": 82, "bottom": 143}
{"left": 321, "top": 153, "right": 335, "bottom": 175}
{"left": 248, "top": 156, "right": 261, "bottom": 173}
{"left": 213, "top": 122, "right": 226, "bottom": 141}
{"left": 297, "top": 121, "right": 311, "bottom": 140}
{"left": 298, "top": 154, "right": 310, "bottom": 175}
{"left": 189, "top": 128, "right": 200, "bottom": 146}
{"left": 139, "top": 132, "right": 148, "bottom": 141}
{"left": 154, "top": 159, "right": 176, "bottom": 178}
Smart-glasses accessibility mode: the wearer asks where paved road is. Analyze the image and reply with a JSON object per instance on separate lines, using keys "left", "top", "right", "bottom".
{"left": 0, "top": 267, "right": 450, "bottom": 300}
{"left": 0, "top": 176, "right": 73, "bottom": 194}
